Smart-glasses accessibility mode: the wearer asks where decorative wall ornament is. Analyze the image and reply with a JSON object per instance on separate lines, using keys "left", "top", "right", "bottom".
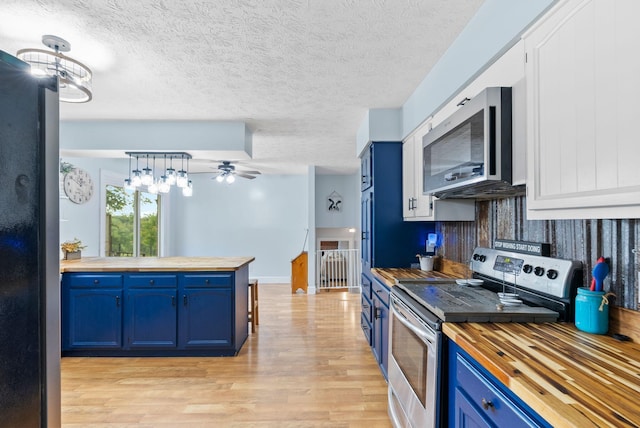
{"left": 327, "top": 191, "right": 342, "bottom": 212}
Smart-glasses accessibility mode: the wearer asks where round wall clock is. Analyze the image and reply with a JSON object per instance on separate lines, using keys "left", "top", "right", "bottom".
{"left": 63, "top": 168, "right": 94, "bottom": 204}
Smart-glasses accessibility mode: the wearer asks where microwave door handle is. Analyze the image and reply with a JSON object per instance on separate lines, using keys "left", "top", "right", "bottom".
{"left": 391, "top": 301, "right": 434, "bottom": 343}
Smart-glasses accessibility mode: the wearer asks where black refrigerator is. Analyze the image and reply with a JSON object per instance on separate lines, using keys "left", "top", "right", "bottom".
{"left": 0, "top": 50, "right": 60, "bottom": 426}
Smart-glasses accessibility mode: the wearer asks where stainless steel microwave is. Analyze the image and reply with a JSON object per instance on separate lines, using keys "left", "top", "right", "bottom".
{"left": 423, "top": 87, "right": 522, "bottom": 199}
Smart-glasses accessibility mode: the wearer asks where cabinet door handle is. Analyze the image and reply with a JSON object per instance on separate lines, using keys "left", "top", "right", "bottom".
{"left": 361, "top": 232, "right": 366, "bottom": 240}
{"left": 94, "top": 279, "right": 99, "bottom": 284}
{"left": 361, "top": 175, "right": 366, "bottom": 184}
{"left": 374, "top": 308, "right": 381, "bottom": 319}
{"left": 115, "top": 295, "right": 120, "bottom": 307}
{"left": 149, "top": 279, "right": 154, "bottom": 285}
{"left": 205, "top": 279, "right": 210, "bottom": 284}
{"left": 171, "top": 296, "right": 176, "bottom": 306}
{"left": 481, "top": 398, "right": 494, "bottom": 410}
{"left": 183, "top": 295, "right": 187, "bottom": 305}
{"left": 412, "top": 198, "right": 417, "bottom": 210}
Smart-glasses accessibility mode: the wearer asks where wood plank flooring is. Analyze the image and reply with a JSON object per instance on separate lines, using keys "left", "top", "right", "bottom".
{"left": 61, "top": 284, "right": 391, "bottom": 427}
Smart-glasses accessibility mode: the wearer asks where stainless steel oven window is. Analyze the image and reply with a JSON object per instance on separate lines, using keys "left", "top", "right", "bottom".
{"left": 391, "top": 315, "right": 428, "bottom": 405}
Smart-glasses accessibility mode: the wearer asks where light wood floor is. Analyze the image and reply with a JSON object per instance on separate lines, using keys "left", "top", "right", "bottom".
{"left": 61, "top": 284, "right": 391, "bottom": 427}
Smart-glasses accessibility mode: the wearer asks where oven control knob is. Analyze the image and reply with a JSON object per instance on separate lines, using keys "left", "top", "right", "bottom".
{"left": 547, "top": 269, "right": 559, "bottom": 280}
{"left": 522, "top": 264, "right": 533, "bottom": 274}
{"left": 534, "top": 266, "right": 545, "bottom": 277}
{"left": 478, "top": 255, "right": 487, "bottom": 262}
{"left": 473, "top": 254, "right": 479, "bottom": 261}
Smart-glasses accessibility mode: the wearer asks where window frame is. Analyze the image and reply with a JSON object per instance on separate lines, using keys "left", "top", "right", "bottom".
{"left": 100, "top": 169, "right": 170, "bottom": 257}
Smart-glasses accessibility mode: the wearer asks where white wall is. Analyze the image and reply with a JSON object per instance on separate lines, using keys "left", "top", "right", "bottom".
{"left": 169, "top": 173, "right": 309, "bottom": 283}
{"left": 59, "top": 157, "right": 127, "bottom": 258}
{"left": 315, "top": 174, "right": 359, "bottom": 229}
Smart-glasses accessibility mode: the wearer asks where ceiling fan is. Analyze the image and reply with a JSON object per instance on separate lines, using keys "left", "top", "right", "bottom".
{"left": 211, "top": 161, "right": 261, "bottom": 183}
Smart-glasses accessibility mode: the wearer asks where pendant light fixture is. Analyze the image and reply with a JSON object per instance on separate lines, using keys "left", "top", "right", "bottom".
{"left": 17, "top": 35, "right": 92, "bottom": 103}
{"left": 124, "top": 152, "right": 192, "bottom": 197}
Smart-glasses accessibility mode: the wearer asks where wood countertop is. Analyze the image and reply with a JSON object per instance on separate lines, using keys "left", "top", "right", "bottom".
{"left": 60, "top": 256, "right": 255, "bottom": 273}
{"left": 444, "top": 322, "right": 640, "bottom": 428}
{"left": 371, "top": 263, "right": 466, "bottom": 287}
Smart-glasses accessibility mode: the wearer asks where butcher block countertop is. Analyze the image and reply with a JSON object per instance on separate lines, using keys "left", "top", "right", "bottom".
{"left": 60, "top": 256, "right": 254, "bottom": 272}
{"left": 371, "top": 262, "right": 466, "bottom": 287}
{"left": 444, "top": 322, "right": 640, "bottom": 427}
{"left": 374, "top": 265, "right": 640, "bottom": 427}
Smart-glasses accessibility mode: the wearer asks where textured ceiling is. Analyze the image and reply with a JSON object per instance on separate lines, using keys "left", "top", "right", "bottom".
{"left": 0, "top": 0, "right": 483, "bottom": 175}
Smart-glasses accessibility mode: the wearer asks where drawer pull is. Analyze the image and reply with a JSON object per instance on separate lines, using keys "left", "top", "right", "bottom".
{"left": 205, "top": 279, "right": 210, "bottom": 284}
{"left": 149, "top": 279, "right": 154, "bottom": 285}
{"left": 481, "top": 398, "right": 494, "bottom": 410}
{"left": 183, "top": 295, "right": 188, "bottom": 305}
{"left": 115, "top": 296, "right": 120, "bottom": 307}
{"left": 94, "top": 279, "right": 99, "bottom": 284}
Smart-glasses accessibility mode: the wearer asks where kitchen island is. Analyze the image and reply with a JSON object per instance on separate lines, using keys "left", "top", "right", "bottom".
{"left": 60, "top": 256, "right": 254, "bottom": 357}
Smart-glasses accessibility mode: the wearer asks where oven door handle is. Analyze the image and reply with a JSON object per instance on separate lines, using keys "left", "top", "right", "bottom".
{"left": 391, "top": 300, "right": 434, "bottom": 344}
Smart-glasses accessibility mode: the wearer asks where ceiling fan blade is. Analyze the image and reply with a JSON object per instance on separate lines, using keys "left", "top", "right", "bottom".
{"left": 236, "top": 169, "right": 261, "bottom": 175}
{"left": 235, "top": 172, "right": 257, "bottom": 179}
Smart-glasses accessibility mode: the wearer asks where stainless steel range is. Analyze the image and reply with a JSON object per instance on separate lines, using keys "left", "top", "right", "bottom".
{"left": 387, "top": 246, "right": 583, "bottom": 428}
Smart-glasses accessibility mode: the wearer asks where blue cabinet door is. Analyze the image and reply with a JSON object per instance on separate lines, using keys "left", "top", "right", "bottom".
{"left": 179, "top": 287, "right": 233, "bottom": 348}
{"left": 455, "top": 389, "right": 491, "bottom": 428}
{"left": 65, "top": 288, "right": 122, "bottom": 349}
{"left": 125, "top": 289, "right": 177, "bottom": 349}
{"left": 448, "top": 342, "right": 551, "bottom": 428}
{"left": 372, "top": 283, "right": 390, "bottom": 380}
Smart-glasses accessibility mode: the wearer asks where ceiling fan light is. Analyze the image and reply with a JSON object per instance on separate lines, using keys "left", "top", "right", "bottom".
{"left": 226, "top": 174, "right": 235, "bottom": 184}
{"left": 216, "top": 174, "right": 225, "bottom": 183}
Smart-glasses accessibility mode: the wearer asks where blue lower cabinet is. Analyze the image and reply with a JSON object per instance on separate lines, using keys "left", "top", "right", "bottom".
{"left": 125, "top": 288, "right": 178, "bottom": 349}
{"left": 448, "top": 342, "right": 551, "bottom": 428}
{"left": 179, "top": 287, "right": 232, "bottom": 348}
{"left": 371, "top": 276, "right": 390, "bottom": 379}
{"left": 64, "top": 288, "right": 122, "bottom": 349}
{"left": 61, "top": 269, "right": 248, "bottom": 356}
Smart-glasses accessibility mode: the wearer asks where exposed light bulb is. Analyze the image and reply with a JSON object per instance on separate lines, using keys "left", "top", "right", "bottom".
{"left": 176, "top": 170, "right": 188, "bottom": 188}
{"left": 131, "top": 170, "right": 142, "bottom": 187}
{"left": 158, "top": 176, "right": 170, "bottom": 193}
{"left": 182, "top": 180, "right": 193, "bottom": 197}
{"left": 141, "top": 167, "right": 154, "bottom": 186}
{"left": 147, "top": 180, "right": 159, "bottom": 194}
{"left": 226, "top": 174, "right": 235, "bottom": 184}
{"left": 166, "top": 168, "right": 176, "bottom": 185}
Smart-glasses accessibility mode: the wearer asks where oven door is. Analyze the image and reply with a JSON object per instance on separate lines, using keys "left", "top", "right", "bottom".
{"left": 388, "top": 293, "right": 441, "bottom": 428}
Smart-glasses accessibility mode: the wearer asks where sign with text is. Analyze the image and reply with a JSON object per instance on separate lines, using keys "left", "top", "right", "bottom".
{"left": 494, "top": 239, "right": 551, "bottom": 256}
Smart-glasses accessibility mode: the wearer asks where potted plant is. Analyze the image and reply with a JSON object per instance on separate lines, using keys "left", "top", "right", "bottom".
{"left": 61, "top": 238, "right": 86, "bottom": 260}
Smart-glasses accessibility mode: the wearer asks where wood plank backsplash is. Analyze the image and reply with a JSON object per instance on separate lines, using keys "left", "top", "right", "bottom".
{"left": 435, "top": 195, "right": 640, "bottom": 309}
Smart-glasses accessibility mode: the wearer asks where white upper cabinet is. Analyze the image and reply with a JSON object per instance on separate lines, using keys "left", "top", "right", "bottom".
{"left": 403, "top": 121, "right": 475, "bottom": 222}
{"left": 524, "top": 0, "right": 640, "bottom": 219}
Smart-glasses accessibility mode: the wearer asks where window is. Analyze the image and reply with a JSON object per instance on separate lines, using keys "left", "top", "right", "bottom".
{"left": 105, "top": 184, "right": 159, "bottom": 257}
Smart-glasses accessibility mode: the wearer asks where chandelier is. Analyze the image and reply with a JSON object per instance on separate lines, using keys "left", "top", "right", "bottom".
{"left": 124, "top": 152, "right": 193, "bottom": 197}
{"left": 17, "top": 35, "right": 92, "bottom": 103}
